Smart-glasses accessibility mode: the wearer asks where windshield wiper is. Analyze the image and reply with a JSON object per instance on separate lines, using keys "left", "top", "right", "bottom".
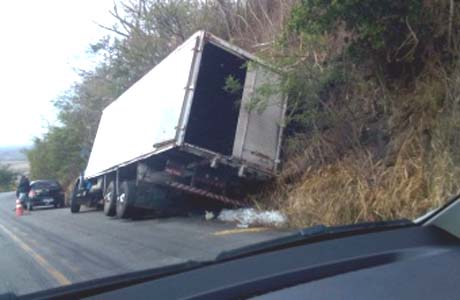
{"left": 216, "top": 219, "right": 414, "bottom": 261}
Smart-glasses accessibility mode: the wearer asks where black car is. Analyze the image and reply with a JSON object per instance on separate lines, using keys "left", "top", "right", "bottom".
{"left": 27, "top": 180, "right": 65, "bottom": 210}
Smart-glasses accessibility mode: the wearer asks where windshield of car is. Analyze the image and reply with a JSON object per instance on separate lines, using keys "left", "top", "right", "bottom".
{"left": 0, "top": 1, "right": 459, "bottom": 298}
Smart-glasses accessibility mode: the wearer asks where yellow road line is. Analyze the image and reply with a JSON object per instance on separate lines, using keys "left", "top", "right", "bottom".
{"left": 213, "top": 227, "right": 269, "bottom": 236}
{"left": 0, "top": 223, "right": 71, "bottom": 286}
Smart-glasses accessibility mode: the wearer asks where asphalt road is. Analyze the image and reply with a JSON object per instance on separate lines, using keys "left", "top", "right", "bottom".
{"left": 0, "top": 192, "right": 289, "bottom": 296}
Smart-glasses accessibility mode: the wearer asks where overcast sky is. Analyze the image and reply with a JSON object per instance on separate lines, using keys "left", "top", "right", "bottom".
{"left": 0, "top": 0, "right": 116, "bottom": 147}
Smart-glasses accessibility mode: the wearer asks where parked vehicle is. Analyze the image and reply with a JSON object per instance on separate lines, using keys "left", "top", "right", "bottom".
{"left": 71, "top": 31, "right": 286, "bottom": 218}
{"left": 27, "top": 180, "right": 65, "bottom": 210}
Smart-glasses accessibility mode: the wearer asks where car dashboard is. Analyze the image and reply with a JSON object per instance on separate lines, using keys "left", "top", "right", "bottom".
{"left": 81, "top": 226, "right": 460, "bottom": 300}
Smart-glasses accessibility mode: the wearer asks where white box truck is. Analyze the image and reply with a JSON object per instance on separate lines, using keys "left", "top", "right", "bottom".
{"left": 70, "top": 31, "right": 286, "bottom": 218}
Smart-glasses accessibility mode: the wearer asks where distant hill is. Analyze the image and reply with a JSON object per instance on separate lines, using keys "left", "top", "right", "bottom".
{"left": 0, "top": 146, "right": 28, "bottom": 161}
{"left": 0, "top": 146, "right": 29, "bottom": 175}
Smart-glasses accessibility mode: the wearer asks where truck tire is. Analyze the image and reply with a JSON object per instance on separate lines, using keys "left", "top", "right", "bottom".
{"left": 116, "top": 181, "right": 135, "bottom": 219}
{"left": 70, "top": 182, "right": 81, "bottom": 213}
{"left": 71, "top": 197, "right": 80, "bottom": 213}
{"left": 103, "top": 181, "right": 116, "bottom": 216}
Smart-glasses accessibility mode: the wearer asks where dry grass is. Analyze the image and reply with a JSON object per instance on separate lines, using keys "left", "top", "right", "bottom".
{"left": 264, "top": 134, "right": 458, "bottom": 228}
{"left": 283, "top": 150, "right": 427, "bottom": 227}
{"left": 219, "top": 0, "right": 298, "bottom": 53}
{"left": 256, "top": 66, "right": 460, "bottom": 228}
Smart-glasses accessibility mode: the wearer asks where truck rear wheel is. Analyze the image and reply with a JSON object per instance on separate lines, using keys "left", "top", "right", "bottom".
{"left": 103, "top": 181, "right": 116, "bottom": 216}
{"left": 70, "top": 183, "right": 81, "bottom": 213}
{"left": 116, "top": 181, "right": 135, "bottom": 219}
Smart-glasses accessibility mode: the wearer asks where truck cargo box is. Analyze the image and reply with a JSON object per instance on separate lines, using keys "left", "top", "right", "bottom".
{"left": 85, "top": 31, "right": 286, "bottom": 180}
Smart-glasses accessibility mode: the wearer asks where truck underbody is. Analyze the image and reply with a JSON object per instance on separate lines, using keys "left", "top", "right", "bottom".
{"left": 71, "top": 146, "right": 266, "bottom": 218}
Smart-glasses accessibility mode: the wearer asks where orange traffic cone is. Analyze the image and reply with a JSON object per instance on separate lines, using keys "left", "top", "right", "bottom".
{"left": 15, "top": 199, "right": 24, "bottom": 216}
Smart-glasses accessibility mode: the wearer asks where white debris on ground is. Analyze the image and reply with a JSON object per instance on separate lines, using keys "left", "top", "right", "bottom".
{"left": 205, "top": 210, "right": 215, "bottom": 221}
{"left": 217, "top": 208, "right": 287, "bottom": 228}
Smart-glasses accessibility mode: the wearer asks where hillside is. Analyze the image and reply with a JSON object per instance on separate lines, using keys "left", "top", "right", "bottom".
{"left": 0, "top": 146, "right": 29, "bottom": 175}
{"left": 252, "top": 0, "right": 460, "bottom": 227}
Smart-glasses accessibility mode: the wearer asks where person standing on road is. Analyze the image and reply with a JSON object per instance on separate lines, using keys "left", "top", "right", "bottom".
{"left": 16, "top": 175, "right": 31, "bottom": 210}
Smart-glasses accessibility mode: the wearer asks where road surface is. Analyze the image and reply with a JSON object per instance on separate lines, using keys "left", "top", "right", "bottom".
{"left": 0, "top": 192, "right": 289, "bottom": 296}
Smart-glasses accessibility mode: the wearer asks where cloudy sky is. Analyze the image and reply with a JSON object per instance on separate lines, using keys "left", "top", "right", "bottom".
{"left": 0, "top": 0, "right": 116, "bottom": 147}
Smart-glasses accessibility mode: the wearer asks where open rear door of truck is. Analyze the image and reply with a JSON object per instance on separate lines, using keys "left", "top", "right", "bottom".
{"left": 232, "top": 63, "right": 287, "bottom": 174}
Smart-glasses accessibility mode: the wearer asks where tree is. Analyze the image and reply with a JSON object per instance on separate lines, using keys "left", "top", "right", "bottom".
{"left": 26, "top": 125, "right": 86, "bottom": 187}
{"left": 0, "top": 164, "right": 16, "bottom": 192}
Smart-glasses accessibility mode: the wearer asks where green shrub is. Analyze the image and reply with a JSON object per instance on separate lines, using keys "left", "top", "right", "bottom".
{"left": 289, "top": 0, "right": 441, "bottom": 79}
{"left": 0, "top": 164, "right": 16, "bottom": 192}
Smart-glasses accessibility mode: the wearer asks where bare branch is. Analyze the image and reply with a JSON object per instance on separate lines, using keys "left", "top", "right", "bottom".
{"left": 247, "top": 1, "right": 265, "bottom": 40}
{"left": 448, "top": 0, "right": 455, "bottom": 51}
{"left": 95, "top": 21, "right": 129, "bottom": 38}
{"left": 257, "top": 0, "right": 275, "bottom": 30}
{"left": 215, "top": 0, "right": 233, "bottom": 39}
{"left": 110, "top": 2, "right": 136, "bottom": 34}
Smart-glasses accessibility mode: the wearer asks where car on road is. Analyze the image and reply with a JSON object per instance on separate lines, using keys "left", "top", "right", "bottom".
{"left": 26, "top": 180, "right": 65, "bottom": 210}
